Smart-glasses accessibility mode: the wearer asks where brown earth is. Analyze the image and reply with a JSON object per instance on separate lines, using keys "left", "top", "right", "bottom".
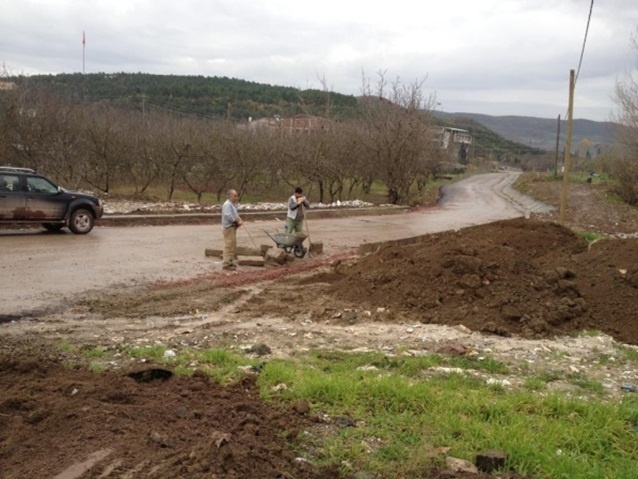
{"left": 515, "top": 173, "right": 638, "bottom": 235}
{"left": 0, "top": 337, "right": 341, "bottom": 479}
{"left": 238, "top": 218, "right": 638, "bottom": 345}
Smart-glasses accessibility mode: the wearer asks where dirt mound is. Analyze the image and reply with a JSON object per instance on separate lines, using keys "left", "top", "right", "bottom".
{"left": 0, "top": 353, "right": 339, "bottom": 479}
{"left": 326, "top": 218, "right": 638, "bottom": 344}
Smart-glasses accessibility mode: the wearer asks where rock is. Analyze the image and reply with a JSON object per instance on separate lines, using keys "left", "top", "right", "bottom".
{"left": 149, "top": 431, "right": 172, "bottom": 448}
{"left": 341, "top": 310, "right": 357, "bottom": 323}
{"left": 446, "top": 456, "right": 479, "bottom": 474}
{"left": 309, "top": 242, "right": 324, "bottom": 254}
{"left": 501, "top": 304, "right": 522, "bottom": 321}
{"left": 333, "top": 416, "right": 357, "bottom": 427}
{"left": 436, "top": 341, "right": 467, "bottom": 356}
{"left": 293, "top": 399, "right": 310, "bottom": 415}
{"left": 453, "top": 324, "right": 472, "bottom": 334}
{"left": 209, "top": 430, "right": 231, "bottom": 448}
{"left": 271, "top": 383, "right": 288, "bottom": 392}
{"left": 475, "top": 449, "right": 508, "bottom": 472}
{"left": 264, "top": 248, "right": 288, "bottom": 265}
{"left": 163, "top": 349, "right": 177, "bottom": 358}
{"left": 556, "top": 267, "right": 576, "bottom": 279}
{"left": 248, "top": 343, "right": 272, "bottom": 356}
{"left": 235, "top": 246, "right": 263, "bottom": 256}
{"left": 458, "top": 274, "right": 482, "bottom": 290}
{"left": 204, "top": 248, "right": 223, "bottom": 258}
{"left": 237, "top": 257, "right": 265, "bottom": 267}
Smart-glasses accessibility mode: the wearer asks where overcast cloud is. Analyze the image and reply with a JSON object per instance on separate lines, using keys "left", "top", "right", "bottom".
{"left": 1, "top": 0, "right": 637, "bottom": 121}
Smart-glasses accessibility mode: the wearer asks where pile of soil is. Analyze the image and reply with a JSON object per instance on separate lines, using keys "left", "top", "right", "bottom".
{"left": 326, "top": 218, "right": 638, "bottom": 344}
{"left": 0, "top": 348, "right": 339, "bottom": 479}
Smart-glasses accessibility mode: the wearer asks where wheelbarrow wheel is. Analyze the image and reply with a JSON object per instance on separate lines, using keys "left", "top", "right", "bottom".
{"left": 293, "top": 244, "right": 306, "bottom": 258}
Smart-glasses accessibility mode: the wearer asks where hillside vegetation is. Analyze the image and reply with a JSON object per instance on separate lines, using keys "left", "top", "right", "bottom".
{"left": 1, "top": 73, "right": 547, "bottom": 204}
{"left": 9, "top": 73, "right": 540, "bottom": 159}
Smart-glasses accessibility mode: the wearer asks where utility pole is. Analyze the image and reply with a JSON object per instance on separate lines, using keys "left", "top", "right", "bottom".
{"left": 559, "top": 70, "right": 575, "bottom": 225}
{"left": 554, "top": 114, "right": 561, "bottom": 178}
{"left": 82, "top": 31, "right": 86, "bottom": 74}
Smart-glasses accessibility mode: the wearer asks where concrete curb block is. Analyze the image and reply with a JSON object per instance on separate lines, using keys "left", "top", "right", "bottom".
{"left": 97, "top": 206, "right": 409, "bottom": 227}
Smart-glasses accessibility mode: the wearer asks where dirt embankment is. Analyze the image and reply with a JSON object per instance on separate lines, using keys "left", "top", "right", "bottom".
{"left": 315, "top": 218, "right": 638, "bottom": 345}
{"left": 0, "top": 339, "right": 339, "bottom": 479}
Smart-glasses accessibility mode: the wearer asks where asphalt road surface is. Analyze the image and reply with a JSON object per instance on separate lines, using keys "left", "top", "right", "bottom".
{"left": 0, "top": 172, "right": 550, "bottom": 315}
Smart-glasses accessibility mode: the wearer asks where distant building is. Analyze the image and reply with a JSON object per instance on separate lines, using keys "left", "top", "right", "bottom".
{"left": 247, "top": 114, "right": 330, "bottom": 133}
{"left": 433, "top": 127, "right": 472, "bottom": 164}
{"left": 0, "top": 81, "right": 17, "bottom": 90}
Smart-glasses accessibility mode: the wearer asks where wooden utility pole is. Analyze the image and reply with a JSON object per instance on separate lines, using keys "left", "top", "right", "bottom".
{"left": 554, "top": 114, "right": 561, "bottom": 178}
{"left": 559, "top": 70, "right": 575, "bottom": 225}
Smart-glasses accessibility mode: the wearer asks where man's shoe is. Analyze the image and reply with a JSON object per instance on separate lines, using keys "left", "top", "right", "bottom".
{"left": 222, "top": 265, "right": 237, "bottom": 271}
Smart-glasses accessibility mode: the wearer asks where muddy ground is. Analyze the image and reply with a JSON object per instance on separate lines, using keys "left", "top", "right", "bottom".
{"left": 2, "top": 187, "right": 638, "bottom": 478}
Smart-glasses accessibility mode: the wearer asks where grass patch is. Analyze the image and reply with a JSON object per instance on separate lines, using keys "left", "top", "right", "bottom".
{"left": 618, "top": 346, "right": 638, "bottom": 363}
{"left": 59, "top": 342, "right": 77, "bottom": 353}
{"left": 568, "top": 374, "right": 606, "bottom": 395}
{"left": 258, "top": 352, "right": 638, "bottom": 478}
{"left": 576, "top": 231, "right": 603, "bottom": 243}
{"left": 523, "top": 376, "right": 548, "bottom": 392}
{"left": 97, "top": 345, "right": 638, "bottom": 478}
{"left": 81, "top": 345, "right": 109, "bottom": 358}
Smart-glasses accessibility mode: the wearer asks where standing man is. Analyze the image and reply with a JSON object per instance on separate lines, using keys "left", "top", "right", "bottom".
{"left": 221, "top": 189, "right": 243, "bottom": 270}
{"left": 286, "top": 186, "right": 310, "bottom": 234}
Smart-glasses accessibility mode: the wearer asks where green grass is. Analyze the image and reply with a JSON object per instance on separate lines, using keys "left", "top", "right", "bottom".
{"left": 81, "top": 345, "right": 638, "bottom": 478}
{"left": 576, "top": 231, "right": 603, "bottom": 243}
{"left": 618, "top": 346, "right": 638, "bottom": 363}
{"left": 256, "top": 353, "right": 638, "bottom": 478}
{"left": 59, "top": 342, "right": 77, "bottom": 353}
{"left": 81, "top": 345, "right": 109, "bottom": 358}
{"left": 567, "top": 374, "right": 605, "bottom": 395}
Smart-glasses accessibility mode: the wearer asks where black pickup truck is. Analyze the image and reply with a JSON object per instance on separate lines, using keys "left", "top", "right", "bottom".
{"left": 0, "top": 167, "right": 103, "bottom": 234}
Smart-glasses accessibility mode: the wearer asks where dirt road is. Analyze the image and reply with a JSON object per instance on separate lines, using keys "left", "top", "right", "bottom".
{"left": 0, "top": 172, "right": 549, "bottom": 315}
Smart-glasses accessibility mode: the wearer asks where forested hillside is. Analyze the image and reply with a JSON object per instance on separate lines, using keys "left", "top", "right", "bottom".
{"left": 8, "top": 72, "right": 359, "bottom": 119}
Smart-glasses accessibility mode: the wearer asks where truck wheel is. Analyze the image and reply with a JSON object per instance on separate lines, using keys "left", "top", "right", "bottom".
{"left": 68, "top": 208, "right": 95, "bottom": 234}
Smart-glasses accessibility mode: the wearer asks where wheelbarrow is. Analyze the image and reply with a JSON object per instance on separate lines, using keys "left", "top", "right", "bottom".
{"left": 264, "top": 230, "right": 308, "bottom": 258}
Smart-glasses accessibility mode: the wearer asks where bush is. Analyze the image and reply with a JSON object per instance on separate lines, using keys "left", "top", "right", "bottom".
{"left": 609, "top": 156, "right": 638, "bottom": 205}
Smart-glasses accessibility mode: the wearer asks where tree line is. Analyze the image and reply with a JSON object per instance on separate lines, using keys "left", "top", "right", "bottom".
{"left": 0, "top": 74, "right": 445, "bottom": 204}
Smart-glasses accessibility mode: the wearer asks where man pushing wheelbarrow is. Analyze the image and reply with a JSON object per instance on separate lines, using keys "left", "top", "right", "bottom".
{"left": 263, "top": 186, "right": 310, "bottom": 258}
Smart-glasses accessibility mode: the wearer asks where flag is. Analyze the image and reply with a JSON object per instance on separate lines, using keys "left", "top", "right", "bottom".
{"left": 82, "top": 31, "right": 85, "bottom": 46}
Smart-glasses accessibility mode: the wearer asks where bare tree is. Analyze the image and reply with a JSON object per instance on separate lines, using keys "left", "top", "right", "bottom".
{"left": 359, "top": 71, "right": 438, "bottom": 204}
{"left": 612, "top": 28, "right": 638, "bottom": 204}
{"left": 80, "top": 103, "right": 130, "bottom": 193}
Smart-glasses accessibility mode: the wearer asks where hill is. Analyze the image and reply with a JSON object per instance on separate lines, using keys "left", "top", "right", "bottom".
{"left": 434, "top": 111, "right": 619, "bottom": 153}
{"left": 6, "top": 72, "right": 543, "bottom": 159}
{"left": 9, "top": 72, "right": 359, "bottom": 119}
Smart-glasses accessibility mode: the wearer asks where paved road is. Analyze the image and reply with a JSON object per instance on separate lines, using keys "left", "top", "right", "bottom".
{"left": 0, "top": 172, "right": 550, "bottom": 315}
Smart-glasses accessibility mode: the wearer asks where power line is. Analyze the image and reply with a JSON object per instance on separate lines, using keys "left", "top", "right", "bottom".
{"left": 558, "top": 0, "right": 595, "bottom": 157}
{"left": 575, "top": 0, "right": 595, "bottom": 86}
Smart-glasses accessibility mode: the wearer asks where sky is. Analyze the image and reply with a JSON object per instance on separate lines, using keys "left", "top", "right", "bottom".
{"left": 1, "top": 0, "right": 637, "bottom": 121}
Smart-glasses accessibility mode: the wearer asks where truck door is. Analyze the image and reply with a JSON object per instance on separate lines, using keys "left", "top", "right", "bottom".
{"left": 0, "top": 173, "right": 26, "bottom": 220}
{"left": 25, "top": 175, "right": 67, "bottom": 220}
